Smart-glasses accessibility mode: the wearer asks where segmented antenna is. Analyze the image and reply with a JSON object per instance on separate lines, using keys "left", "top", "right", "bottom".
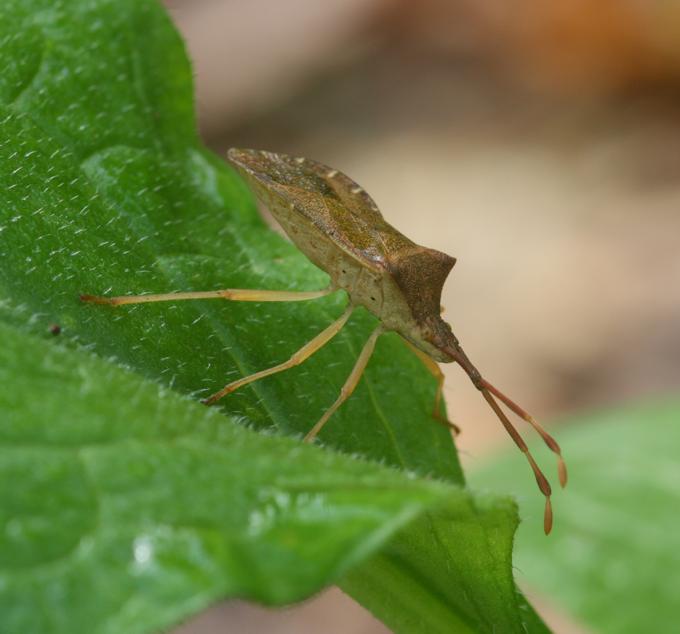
{"left": 448, "top": 344, "right": 566, "bottom": 534}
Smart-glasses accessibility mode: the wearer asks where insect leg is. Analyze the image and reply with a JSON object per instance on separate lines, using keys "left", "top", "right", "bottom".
{"left": 202, "top": 305, "right": 353, "bottom": 405}
{"left": 304, "top": 325, "right": 384, "bottom": 442}
{"left": 402, "top": 338, "right": 460, "bottom": 435}
{"left": 80, "top": 287, "right": 335, "bottom": 306}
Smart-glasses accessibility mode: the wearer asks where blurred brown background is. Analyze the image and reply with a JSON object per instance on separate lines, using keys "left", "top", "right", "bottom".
{"left": 164, "top": 1, "right": 680, "bottom": 632}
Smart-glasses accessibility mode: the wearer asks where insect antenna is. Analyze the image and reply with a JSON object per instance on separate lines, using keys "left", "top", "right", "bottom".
{"left": 480, "top": 387, "right": 553, "bottom": 534}
{"left": 446, "top": 343, "right": 564, "bottom": 535}
{"left": 479, "top": 378, "right": 567, "bottom": 488}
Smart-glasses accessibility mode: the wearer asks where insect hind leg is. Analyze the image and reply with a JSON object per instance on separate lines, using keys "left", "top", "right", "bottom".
{"left": 80, "top": 287, "right": 335, "bottom": 306}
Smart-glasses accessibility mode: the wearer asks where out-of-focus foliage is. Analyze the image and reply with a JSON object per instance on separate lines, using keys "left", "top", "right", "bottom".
{"left": 472, "top": 400, "right": 680, "bottom": 634}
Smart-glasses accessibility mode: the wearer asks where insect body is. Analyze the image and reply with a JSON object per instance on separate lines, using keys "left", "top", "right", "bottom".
{"left": 234, "top": 150, "right": 457, "bottom": 364}
{"left": 82, "top": 148, "right": 566, "bottom": 534}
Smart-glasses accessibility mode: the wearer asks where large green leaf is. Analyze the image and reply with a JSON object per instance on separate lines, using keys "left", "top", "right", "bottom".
{"left": 0, "top": 0, "right": 548, "bottom": 632}
{"left": 471, "top": 400, "right": 680, "bottom": 634}
{"left": 0, "top": 319, "right": 463, "bottom": 633}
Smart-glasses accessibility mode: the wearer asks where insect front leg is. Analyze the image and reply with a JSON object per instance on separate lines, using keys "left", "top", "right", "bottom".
{"left": 402, "top": 338, "right": 461, "bottom": 435}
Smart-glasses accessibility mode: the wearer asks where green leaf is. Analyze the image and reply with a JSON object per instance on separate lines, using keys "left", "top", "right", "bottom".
{"left": 471, "top": 400, "right": 680, "bottom": 634}
{"left": 0, "top": 321, "right": 455, "bottom": 633}
{"left": 0, "top": 321, "right": 544, "bottom": 634}
{"left": 0, "top": 0, "right": 549, "bottom": 632}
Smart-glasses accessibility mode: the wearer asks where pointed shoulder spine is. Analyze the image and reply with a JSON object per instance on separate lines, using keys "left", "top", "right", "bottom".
{"left": 387, "top": 247, "right": 456, "bottom": 323}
